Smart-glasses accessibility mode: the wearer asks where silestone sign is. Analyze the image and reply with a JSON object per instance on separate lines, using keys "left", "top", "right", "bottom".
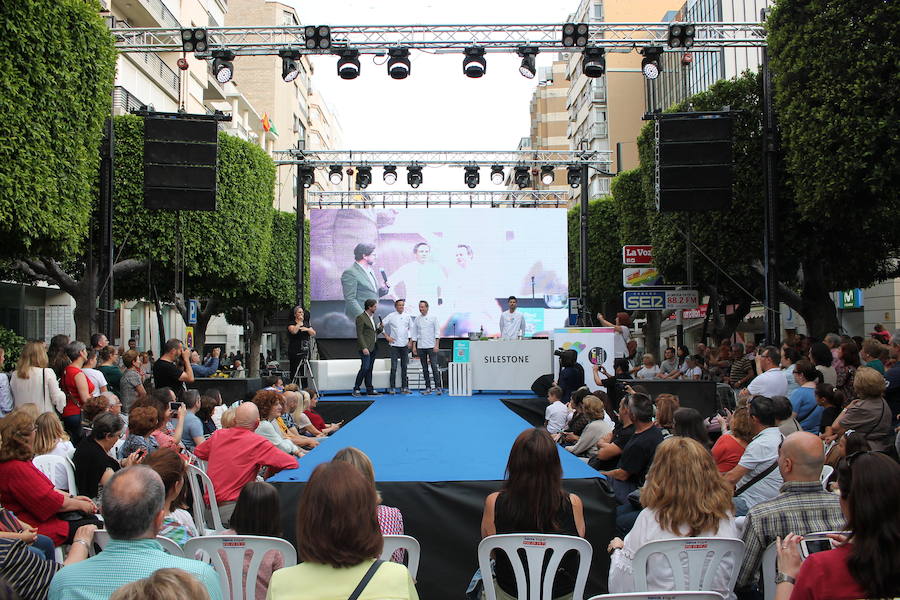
{"left": 468, "top": 339, "right": 552, "bottom": 390}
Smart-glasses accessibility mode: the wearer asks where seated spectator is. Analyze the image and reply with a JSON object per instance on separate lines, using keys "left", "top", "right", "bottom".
{"left": 143, "top": 388, "right": 185, "bottom": 452}
{"left": 32, "top": 412, "right": 75, "bottom": 490}
{"left": 97, "top": 346, "right": 122, "bottom": 396}
{"left": 303, "top": 389, "right": 341, "bottom": 435}
{"left": 219, "top": 407, "right": 236, "bottom": 430}
{"left": 654, "top": 393, "right": 679, "bottom": 437}
{"left": 268, "top": 461, "right": 418, "bottom": 599}
{"left": 658, "top": 347, "right": 678, "bottom": 377}
{"left": 565, "top": 395, "right": 612, "bottom": 462}
{"left": 119, "top": 406, "right": 161, "bottom": 459}
{"left": 859, "top": 338, "right": 885, "bottom": 374}
{"left": 673, "top": 407, "right": 711, "bottom": 449}
{"left": 711, "top": 404, "right": 754, "bottom": 473}
{"left": 560, "top": 387, "right": 591, "bottom": 445}
{"left": 333, "top": 447, "right": 406, "bottom": 563}
{"left": 480, "top": 428, "right": 584, "bottom": 600}
{"left": 789, "top": 359, "right": 823, "bottom": 432}
{"left": 219, "top": 481, "right": 284, "bottom": 600}
{"left": 741, "top": 346, "right": 787, "bottom": 400}
{"left": 774, "top": 395, "right": 802, "bottom": 436}
{"left": 196, "top": 395, "right": 220, "bottom": 437}
{"left": 143, "top": 449, "right": 196, "bottom": 547}
{"left": 74, "top": 412, "right": 141, "bottom": 500}
{"left": 177, "top": 390, "right": 205, "bottom": 453}
{"left": 600, "top": 393, "right": 664, "bottom": 506}
{"left": 781, "top": 347, "right": 802, "bottom": 396}
{"left": 0, "top": 504, "right": 56, "bottom": 561}
{"left": 276, "top": 391, "right": 318, "bottom": 450}
{"left": 192, "top": 403, "right": 297, "bottom": 527}
{"left": 10, "top": 340, "right": 66, "bottom": 414}
{"left": 815, "top": 383, "right": 844, "bottom": 438}
{"left": 205, "top": 388, "right": 226, "bottom": 429}
{"left": 723, "top": 395, "right": 784, "bottom": 517}
{"left": 824, "top": 431, "right": 870, "bottom": 484}
{"left": 593, "top": 358, "right": 631, "bottom": 410}
{"left": 0, "top": 411, "right": 99, "bottom": 546}
{"left": 109, "top": 568, "right": 211, "bottom": 600}
{"left": 607, "top": 437, "right": 737, "bottom": 598}
{"left": 736, "top": 431, "right": 844, "bottom": 594}
{"left": 189, "top": 348, "right": 220, "bottom": 378}
{"left": 589, "top": 397, "right": 634, "bottom": 472}
{"left": 291, "top": 391, "right": 325, "bottom": 438}
{"left": 773, "top": 452, "right": 900, "bottom": 600}
{"left": 81, "top": 392, "right": 110, "bottom": 425}
{"left": 834, "top": 342, "right": 860, "bottom": 400}
{"left": 251, "top": 390, "right": 303, "bottom": 457}
{"left": 827, "top": 366, "right": 893, "bottom": 451}
{"left": 0, "top": 524, "right": 96, "bottom": 600}
{"left": 47, "top": 466, "right": 222, "bottom": 600}
{"left": 262, "top": 374, "right": 284, "bottom": 392}
{"left": 544, "top": 385, "right": 568, "bottom": 435}
{"left": 119, "top": 350, "right": 147, "bottom": 414}
{"left": 809, "top": 342, "right": 837, "bottom": 387}
{"left": 679, "top": 354, "right": 704, "bottom": 380}
{"left": 632, "top": 353, "right": 660, "bottom": 379}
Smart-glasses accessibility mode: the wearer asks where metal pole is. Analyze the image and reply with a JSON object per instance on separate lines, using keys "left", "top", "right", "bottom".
{"left": 295, "top": 166, "right": 306, "bottom": 306}
{"left": 761, "top": 46, "right": 779, "bottom": 345}
{"left": 99, "top": 116, "right": 115, "bottom": 339}
{"left": 579, "top": 163, "right": 589, "bottom": 325}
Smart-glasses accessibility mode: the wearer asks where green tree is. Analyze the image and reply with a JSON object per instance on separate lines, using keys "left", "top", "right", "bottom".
{"left": 568, "top": 196, "right": 622, "bottom": 316}
{"left": 0, "top": 0, "right": 116, "bottom": 258}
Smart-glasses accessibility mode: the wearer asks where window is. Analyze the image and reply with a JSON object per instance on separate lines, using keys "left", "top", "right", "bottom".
{"left": 593, "top": 2, "right": 604, "bottom": 21}
{"left": 282, "top": 10, "right": 298, "bottom": 26}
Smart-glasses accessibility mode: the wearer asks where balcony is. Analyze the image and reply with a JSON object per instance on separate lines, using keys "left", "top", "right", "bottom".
{"left": 113, "top": 86, "right": 145, "bottom": 115}
{"left": 115, "top": 0, "right": 180, "bottom": 29}
{"left": 127, "top": 51, "right": 180, "bottom": 99}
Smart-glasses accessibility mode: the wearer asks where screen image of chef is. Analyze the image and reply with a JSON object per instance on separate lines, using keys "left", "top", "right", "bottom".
{"left": 308, "top": 208, "right": 569, "bottom": 339}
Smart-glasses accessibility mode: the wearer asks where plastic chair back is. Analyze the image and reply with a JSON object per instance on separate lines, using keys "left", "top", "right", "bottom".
{"left": 32, "top": 454, "right": 78, "bottom": 495}
{"left": 187, "top": 463, "right": 224, "bottom": 534}
{"left": 92, "top": 530, "right": 184, "bottom": 556}
{"left": 184, "top": 534, "right": 297, "bottom": 600}
{"left": 819, "top": 465, "right": 834, "bottom": 489}
{"left": 632, "top": 538, "right": 744, "bottom": 593}
{"left": 380, "top": 534, "right": 421, "bottom": 579}
{"left": 478, "top": 534, "right": 593, "bottom": 600}
{"left": 588, "top": 592, "right": 725, "bottom": 600}
{"left": 761, "top": 541, "right": 778, "bottom": 600}
{"left": 588, "top": 592, "right": 726, "bottom": 600}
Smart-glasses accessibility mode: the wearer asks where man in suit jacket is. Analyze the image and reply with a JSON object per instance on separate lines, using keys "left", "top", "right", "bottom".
{"left": 353, "top": 299, "right": 384, "bottom": 397}
{"left": 341, "top": 242, "right": 389, "bottom": 321}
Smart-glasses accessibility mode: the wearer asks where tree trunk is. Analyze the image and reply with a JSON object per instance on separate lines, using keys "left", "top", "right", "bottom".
{"left": 714, "top": 299, "right": 753, "bottom": 341}
{"left": 248, "top": 311, "right": 265, "bottom": 378}
{"left": 643, "top": 311, "right": 662, "bottom": 360}
{"left": 799, "top": 261, "right": 841, "bottom": 338}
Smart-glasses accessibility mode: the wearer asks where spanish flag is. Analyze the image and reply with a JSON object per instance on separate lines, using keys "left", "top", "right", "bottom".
{"left": 261, "top": 113, "right": 271, "bottom": 132}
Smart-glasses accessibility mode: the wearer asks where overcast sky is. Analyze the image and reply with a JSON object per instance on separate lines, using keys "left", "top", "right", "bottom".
{"left": 282, "top": 0, "right": 576, "bottom": 191}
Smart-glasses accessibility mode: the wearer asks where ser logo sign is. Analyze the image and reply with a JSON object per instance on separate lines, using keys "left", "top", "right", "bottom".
{"left": 623, "top": 290, "right": 666, "bottom": 310}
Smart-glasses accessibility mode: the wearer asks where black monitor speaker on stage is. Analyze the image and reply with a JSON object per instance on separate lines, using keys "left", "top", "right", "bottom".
{"left": 656, "top": 113, "right": 734, "bottom": 212}
{"left": 143, "top": 116, "right": 218, "bottom": 211}
{"left": 531, "top": 373, "right": 554, "bottom": 397}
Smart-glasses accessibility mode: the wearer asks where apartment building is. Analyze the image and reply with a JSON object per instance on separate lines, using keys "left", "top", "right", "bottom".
{"left": 528, "top": 60, "right": 573, "bottom": 194}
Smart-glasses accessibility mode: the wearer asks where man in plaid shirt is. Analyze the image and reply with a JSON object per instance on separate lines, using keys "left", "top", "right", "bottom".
{"left": 736, "top": 431, "right": 845, "bottom": 591}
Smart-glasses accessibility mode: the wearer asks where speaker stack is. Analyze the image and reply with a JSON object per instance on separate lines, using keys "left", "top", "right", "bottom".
{"left": 143, "top": 117, "right": 218, "bottom": 211}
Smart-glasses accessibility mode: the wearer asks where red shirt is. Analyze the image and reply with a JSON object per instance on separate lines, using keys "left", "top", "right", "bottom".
{"left": 62, "top": 365, "right": 94, "bottom": 417}
{"left": 711, "top": 433, "right": 746, "bottom": 473}
{"left": 304, "top": 409, "right": 326, "bottom": 431}
{"left": 0, "top": 460, "right": 68, "bottom": 544}
{"left": 790, "top": 544, "right": 867, "bottom": 600}
{"left": 193, "top": 427, "right": 297, "bottom": 502}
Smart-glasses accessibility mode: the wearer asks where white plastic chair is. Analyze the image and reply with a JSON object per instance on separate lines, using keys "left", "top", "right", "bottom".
{"left": 380, "top": 534, "right": 420, "bottom": 579}
{"left": 478, "top": 534, "right": 593, "bottom": 600}
{"left": 819, "top": 465, "right": 834, "bottom": 490}
{"left": 631, "top": 538, "right": 744, "bottom": 594}
{"left": 760, "top": 531, "right": 842, "bottom": 600}
{"left": 184, "top": 534, "right": 297, "bottom": 600}
{"left": 589, "top": 593, "right": 725, "bottom": 600}
{"left": 32, "top": 454, "right": 78, "bottom": 495}
{"left": 92, "top": 530, "right": 184, "bottom": 556}
{"left": 186, "top": 463, "right": 224, "bottom": 534}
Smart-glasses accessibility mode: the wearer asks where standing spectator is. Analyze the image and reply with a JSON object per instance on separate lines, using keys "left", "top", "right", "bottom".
{"left": 81, "top": 350, "right": 108, "bottom": 397}
{"left": 382, "top": 299, "right": 414, "bottom": 395}
{"left": 742, "top": 346, "right": 788, "bottom": 400}
{"left": 119, "top": 350, "right": 147, "bottom": 413}
{"left": 0, "top": 411, "right": 99, "bottom": 546}
{"left": 47, "top": 466, "right": 222, "bottom": 600}
{"left": 723, "top": 395, "right": 784, "bottom": 516}
{"left": 97, "top": 346, "right": 122, "bottom": 395}
{"left": 143, "top": 449, "right": 196, "bottom": 547}
{"left": 828, "top": 366, "right": 893, "bottom": 451}
{"left": 736, "top": 431, "right": 844, "bottom": 594}
{"left": 47, "top": 334, "right": 70, "bottom": 379}
{"left": 333, "top": 447, "right": 407, "bottom": 563}
{"left": 10, "top": 341, "right": 66, "bottom": 415}
{"left": 600, "top": 393, "right": 664, "bottom": 506}
{"left": 221, "top": 482, "right": 284, "bottom": 600}
{"left": 859, "top": 338, "right": 885, "bottom": 374}
{"left": 790, "top": 360, "right": 823, "bottom": 433}
{"left": 481, "top": 428, "right": 585, "bottom": 600}
{"left": 885, "top": 330, "right": 900, "bottom": 427}
{"left": 607, "top": 437, "right": 737, "bottom": 598}
{"left": 60, "top": 341, "right": 94, "bottom": 443}
{"left": 192, "top": 403, "right": 297, "bottom": 526}
{"left": 712, "top": 404, "right": 755, "bottom": 473}
{"left": 73, "top": 412, "right": 140, "bottom": 500}
{"left": 596, "top": 312, "right": 631, "bottom": 358}
{"left": 823, "top": 333, "right": 843, "bottom": 369}
{"left": 835, "top": 341, "right": 861, "bottom": 400}
{"left": 781, "top": 347, "right": 802, "bottom": 396}
{"left": 809, "top": 342, "right": 837, "bottom": 387}
{"left": 32, "top": 412, "right": 75, "bottom": 490}
{"left": 556, "top": 349, "right": 584, "bottom": 405}
{"left": 152, "top": 339, "right": 194, "bottom": 393}
{"left": 870, "top": 323, "right": 892, "bottom": 345}
{"left": 89, "top": 333, "right": 108, "bottom": 352}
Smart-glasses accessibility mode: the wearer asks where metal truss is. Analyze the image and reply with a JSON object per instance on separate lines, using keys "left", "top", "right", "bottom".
{"left": 112, "top": 22, "right": 767, "bottom": 55}
{"left": 273, "top": 149, "right": 612, "bottom": 168}
{"left": 305, "top": 190, "right": 572, "bottom": 208}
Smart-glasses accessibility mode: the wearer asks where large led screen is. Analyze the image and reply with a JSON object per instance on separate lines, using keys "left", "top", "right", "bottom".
{"left": 309, "top": 208, "right": 569, "bottom": 338}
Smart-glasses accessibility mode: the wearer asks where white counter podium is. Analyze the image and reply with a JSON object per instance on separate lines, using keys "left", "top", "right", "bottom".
{"left": 463, "top": 339, "right": 553, "bottom": 392}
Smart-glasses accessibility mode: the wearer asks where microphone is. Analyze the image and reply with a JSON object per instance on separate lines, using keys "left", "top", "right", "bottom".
{"left": 380, "top": 268, "right": 389, "bottom": 286}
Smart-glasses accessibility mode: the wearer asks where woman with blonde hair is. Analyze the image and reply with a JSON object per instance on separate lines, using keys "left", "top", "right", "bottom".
{"left": 291, "top": 390, "right": 325, "bottom": 438}
{"left": 608, "top": 436, "right": 737, "bottom": 598}
{"left": 32, "top": 412, "right": 75, "bottom": 490}
{"left": 10, "top": 341, "right": 66, "bottom": 414}
{"left": 566, "top": 396, "right": 613, "bottom": 461}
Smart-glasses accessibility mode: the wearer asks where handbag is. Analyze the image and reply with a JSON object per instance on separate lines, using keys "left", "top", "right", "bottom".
{"left": 347, "top": 559, "right": 383, "bottom": 600}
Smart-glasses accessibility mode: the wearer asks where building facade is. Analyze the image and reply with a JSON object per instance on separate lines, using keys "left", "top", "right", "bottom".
{"left": 528, "top": 61, "right": 573, "bottom": 194}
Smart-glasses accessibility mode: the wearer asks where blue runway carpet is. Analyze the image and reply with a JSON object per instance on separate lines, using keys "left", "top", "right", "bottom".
{"left": 269, "top": 393, "right": 603, "bottom": 483}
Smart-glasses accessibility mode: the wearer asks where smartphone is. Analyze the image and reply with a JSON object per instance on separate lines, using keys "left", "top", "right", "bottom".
{"left": 169, "top": 401, "right": 181, "bottom": 411}
{"left": 799, "top": 538, "right": 832, "bottom": 558}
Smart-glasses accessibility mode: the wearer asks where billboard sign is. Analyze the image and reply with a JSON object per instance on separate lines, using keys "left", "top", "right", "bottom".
{"left": 664, "top": 290, "right": 699, "bottom": 310}
{"left": 623, "top": 290, "right": 666, "bottom": 310}
{"left": 622, "top": 245, "right": 653, "bottom": 265}
{"left": 623, "top": 267, "right": 663, "bottom": 288}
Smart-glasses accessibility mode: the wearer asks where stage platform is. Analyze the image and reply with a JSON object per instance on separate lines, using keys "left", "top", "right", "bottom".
{"left": 270, "top": 392, "right": 616, "bottom": 599}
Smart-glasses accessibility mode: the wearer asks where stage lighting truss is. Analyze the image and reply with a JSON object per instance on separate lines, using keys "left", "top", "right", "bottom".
{"left": 275, "top": 149, "right": 612, "bottom": 170}
{"left": 668, "top": 22, "right": 696, "bottom": 48}
{"left": 562, "top": 22, "right": 589, "bottom": 47}
{"left": 280, "top": 49, "right": 301, "bottom": 82}
{"left": 112, "top": 22, "right": 768, "bottom": 56}
{"left": 383, "top": 165, "right": 398, "bottom": 184}
{"left": 463, "top": 46, "right": 486, "bottom": 78}
{"left": 305, "top": 190, "right": 573, "bottom": 208}
{"left": 356, "top": 165, "right": 372, "bottom": 189}
{"left": 180, "top": 28, "right": 207, "bottom": 53}
{"left": 212, "top": 50, "right": 235, "bottom": 83}
{"left": 463, "top": 165, "right": 480, "bottom": 188}
{"left": 490, "top": 165, "right": 505, "bottom": 185}
{"left": 328, "top": 165, "right": 343, "bottom": 184}
{"left": 640, "top": 46, "right": 664, "bottom": 79}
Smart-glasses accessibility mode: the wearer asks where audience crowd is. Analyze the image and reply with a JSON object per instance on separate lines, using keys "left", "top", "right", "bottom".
{"left": 0, "top": 328, "right": 897, "bottom": 600}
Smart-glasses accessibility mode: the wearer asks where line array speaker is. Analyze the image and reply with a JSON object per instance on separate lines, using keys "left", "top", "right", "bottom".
{"left": 143, "top": 117, "right": 218, "bottom": 211}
